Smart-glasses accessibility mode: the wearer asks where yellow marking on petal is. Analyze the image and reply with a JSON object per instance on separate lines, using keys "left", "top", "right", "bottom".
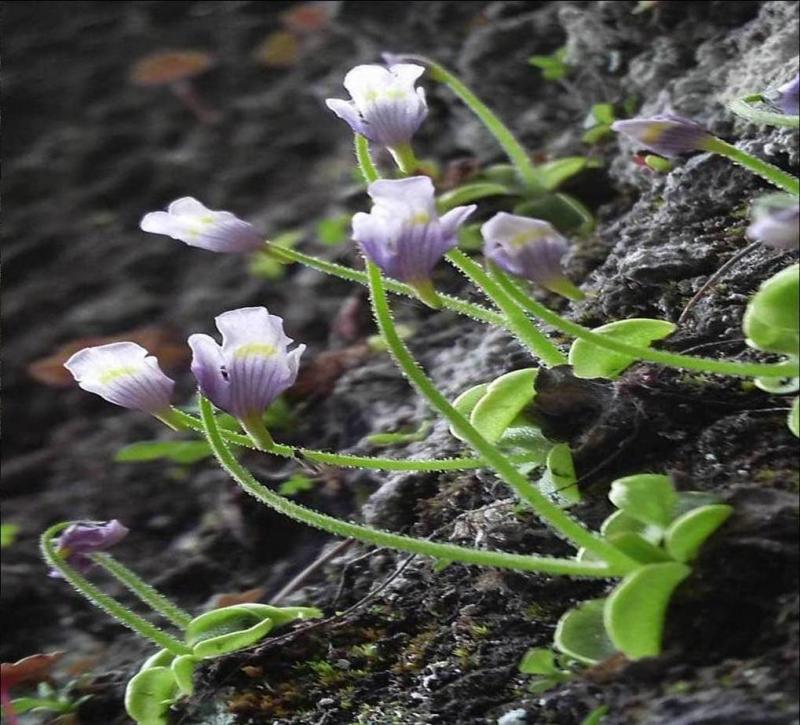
{"left": 641, "top": 123, "right": 668, "bottom": 143}
{"left": 98, "top": 366, "right": 139, "bottom": 384}
{"left": 410, "top": 212, "right": 430, "bottom": 225}
{"left": 234, "top": 343, "right": 277, "bottom": 359}
{"left": 384, "top": 88, "right": 408, "bottom": 100}
{"left": 365, "top": 89, "right": 379, "bottom": 102}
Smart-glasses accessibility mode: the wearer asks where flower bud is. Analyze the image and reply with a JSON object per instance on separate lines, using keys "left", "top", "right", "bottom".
{"left": 611, "top": 114, "right": 716, "bottom": 158}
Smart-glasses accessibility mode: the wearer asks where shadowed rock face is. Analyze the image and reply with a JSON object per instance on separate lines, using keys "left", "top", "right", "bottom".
{"left": 3, "top": 2, "right": 798, "bottom": 724}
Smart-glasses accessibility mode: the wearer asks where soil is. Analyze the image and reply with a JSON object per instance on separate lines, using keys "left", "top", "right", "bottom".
{"left": 2, "top": 2, "right": 798, "bottom": 724}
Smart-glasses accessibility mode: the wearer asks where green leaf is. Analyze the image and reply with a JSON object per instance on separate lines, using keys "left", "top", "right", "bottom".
{"left": 449, "top": 383, "right": 489, "bottom": 440}
{"left": 529, "top": 157, "right": 593, "bottom": 192}
{"left": 604, "top": 562, "right": 691, "bottom": 659}
{"left": 470, "top": 368, "right": 539, "bottom": 443}
{"left": 790, "top": 397, "right": 799, "bottom": 437}
{"left": 568, "top": 319, "right": 676, "bottom": 379}
{"left": 555, "top": 598, "right": 617, "bottom": 665}
{"left": 582, "top": 125, "right": 612, "bottom": 145}
{"left": 316, "top": 214, "right": 351, "bottom": 246}
{"left": 115, "top": 440, "right": 212, "bottom": 465}
{"left": 537, "top": 443, "right": 580, "bottom": 506}
{"left": 591, "top": 103, "right": 616, "bottom": 125}
{"left": 581, "top": 705, "right": 609, "bottom": 725}
{"left": 519, "top": 647, "right": 559, "bottom": 675}
{"left": 529, "top": 47, "right": 568, "bottom": 81}
{"left": 754, "top": 375, "right": 799, "bottom": 394}
{"left": 457, "top": 223, "right": 485, "bottom": 252}
{"left": 743, "top": 263, "right": 799, "bottom": 356}
{"left": 186, "top": 604, "right": 321, "bottom": 659}
{"left": 515, "top": 193, "right": 595, "bottom": 235}
{"left": 644, "top": 155, "right": 673, "bottom": 173}
{"left": 605, "top": 532, "right": 672, "bottom": 564}
{"left": 601, "top": 509, "right": 663, "bottom": 544}
{"left": 608, "top": 474, "right": 678, "bottom": 529}
{"left": 664, "top": 504, "right": 733, "bottom": 562}
{"left": 10, "top": 697, "right": 73, "bottom": 715}
{"left": 171, "top": 655, "right": 197, "bottom": 696}
{"left": 673, "top": 491, "right": 721, "bottom": 518}
{"left": 496, "top": 420, "right": 553, "bottom": 463}
{"left": 124, "top": 666, "right": 178, "bottom": 725}
{"left": 278, "top": 473, "right": 316, "bottom": 496}
{"left": 1, "top": 523, "right": 20, "bottom": 548}
{"left": 438, "top": 182, "right": 512, "bottom": 212}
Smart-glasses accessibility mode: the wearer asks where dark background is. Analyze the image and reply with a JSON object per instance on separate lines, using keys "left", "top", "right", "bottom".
{"left": 2, "top": 2, "right": 799, "bottom": 723}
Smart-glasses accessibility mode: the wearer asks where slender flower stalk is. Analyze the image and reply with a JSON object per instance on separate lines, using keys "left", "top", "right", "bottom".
{"left": 446, "top": 249, "right": 567, "bottom": 367}
{"left": 365, "top": 261, "right": 636, "bottom": 571}
{"left": 728, "top": 93, "right": 800, "bottom": 129}
{"left": 704, "top": 137, "right": 799, "bottom": 196}
{"left": 392, "top": 54, "right": 545, "bottom": 194}
{"left": 42, "top": 524, "right": 191, "bottom": 656}
{"left": 169, "top": 407, "right": 540, "bottom": 471}
{"left": 199, "top": 396, "right": 625, "bottom": 577}
{"left": 266, "top": 243, "right": 506, "bottom": 327}
{"left": 92, "top": 553, "right": 192, "bottom": 629}
{"left": 490, "top": 265, "right": 799, "bottom": 379}
{"left": 354, "top": 134, "right": 379, "bottom": 184}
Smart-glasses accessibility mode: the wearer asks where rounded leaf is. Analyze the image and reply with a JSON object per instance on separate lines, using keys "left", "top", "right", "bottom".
{"left": 569, "top": 319, "right": 676, "bottom": 380}
{"left": 124, "top": 666, "right": 178, "bottom": 725}
{"left": 449, "top": 383, "right": 489, "bottom": 441}
{"left": 171, "top": 655, "right": 197, "bottom": 696}
{"left": 608, "top": 474, "right": 678, "bottom": 529}
{"left": 518, "top": 647, "right": 559, "bottom": 675}
{"left": 664, "top": 504, "right": 733, "bottom": 562}
{"left": 469, "top": 368, "right": 538, "bottom": 443}
{"left": 606, "top": 532, "right": 672, "bottom": 564}
{"left": 555, "top": 598, "right": 617, "bottom": 665}
{"left": 537, "top": 443, "right": 580, "bottom": 506}
{"left": 743, "top": 263, "right": 799, "bottom": 355}
{"left": 604, "top": 562, "right": 690, "bottom": 659}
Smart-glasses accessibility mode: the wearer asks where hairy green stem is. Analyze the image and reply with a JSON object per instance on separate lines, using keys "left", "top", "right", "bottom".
{"left": 354, "top": 134, "right": 379, "bottom": 184}
{"left": 447, "top": 249, "right": 567, "bottom": 366}
{"left": 728, "top": 96, "right": 800, "bottom": 130}
{"left": 199, "top": 396, "right": 622, "bottom": 577}
{"left": 398, "top": 54, "right": 544, "bottom": 194}
{"left": 92, "top": 553, "right": 192, "bottom": 629}
{"left": 706, "top": 138, "right": 799, "bottom": 195}
{"left": 170, "top": 408, "right": 539, "bottom": 472}
{"left": 41, "top": 524, "right": 191, "bottom": 655}
{"left": 266, "top": 243, "right": 507, "bottom": 327}
{"left": 366, "top": 262, "right": 637, "bottom": 572}
{"left": 491, "top": 266, "right": 800, "bottom": 379}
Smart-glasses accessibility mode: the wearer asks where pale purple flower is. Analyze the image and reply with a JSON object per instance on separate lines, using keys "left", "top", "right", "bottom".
{"left": 51, "top": 520, "right": 129, "bottom": 577}
{"left": 64, "top": 342, "right": 175, "bottom": 417}
{"left": 482, "top": 213, "right": 584, "bottom": 300}
{"left": 352, "top": 176, "right": 475, "bottom": 292}
{"left": 140, "top": 197, "right": 262, "bottom": 253}
{"left": 747, "top": 200, "right": 799, "bottom": 251}
{"left": 188, "top": 307, "right": 305, "bottom": 422}
{"left": 326, "top": 63, "right": 428, "bottom": 148}
{"left": 765, "top": 74, "right": 800, "bottom": 116}
{"left": 611, "top": 114, "right": 715, "bottom": 158}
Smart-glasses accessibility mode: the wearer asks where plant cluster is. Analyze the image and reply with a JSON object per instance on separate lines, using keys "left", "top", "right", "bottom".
{"left": 29, "top": 55, "right": 799, "bottom": 724}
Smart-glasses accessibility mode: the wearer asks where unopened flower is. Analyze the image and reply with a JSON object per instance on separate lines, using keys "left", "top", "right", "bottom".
{"left": 747, "top": 195, "right": 800, "bottom": 250}
{"left": 611, "top": 114, "right": 716, "bottom": 158}
{"left": 764, "top": 74, "right": 800, "bottom": 116}
{"left": 51, "top": 520, "right": 129, "bottom": 576}
{"left": 188, "top": 307, "right": 305, "bottom": 424}
{"left": 140, "top": 197, "right": 262, "bottom": 253}
{"left": 326, "top": 63, "right": 428, "bottom": 149}
{"left": 482, "top": 213, "right": 584, "bottom": 300}
{"left": 352, "top": 176, "right": 475, "bottom": 306}
{"left": 64, "top": 342, "right": 175, "bottom": 420}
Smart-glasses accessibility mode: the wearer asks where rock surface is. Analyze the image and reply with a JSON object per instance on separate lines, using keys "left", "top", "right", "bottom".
{"left": 2, "top": 2, "right": 798, "bottom": 724}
